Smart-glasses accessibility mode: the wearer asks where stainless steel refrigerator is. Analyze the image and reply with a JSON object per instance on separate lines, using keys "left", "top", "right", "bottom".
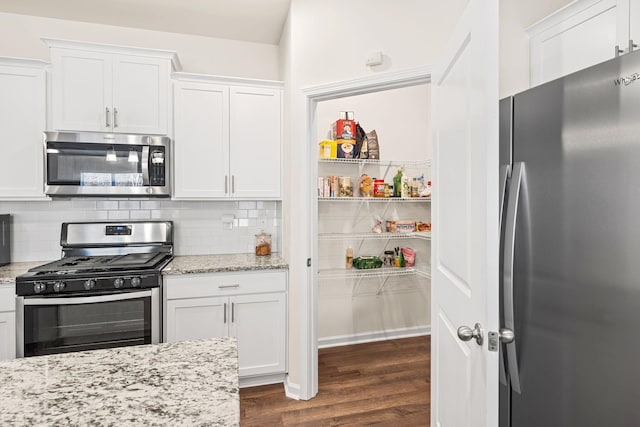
{"left": 499, "top": 50, "right": 640, "bottom": 427}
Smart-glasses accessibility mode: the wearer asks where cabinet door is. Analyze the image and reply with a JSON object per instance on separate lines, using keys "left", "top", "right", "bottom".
{"left": 51, "top": 49, "right": 112, "bottom": 132}
{"left": 173, "top": 82, "right": 230, "bottom": 198}
{"left": 229, "top": 87, "right": 281, "bottom": 199}
{"left": 166, "top": 296, "right": 228, "bottom": 342}
{"left": 112, "top": 55, "right": 169, "bottom": 135}
{"left": 0, "top": 63, "right": 46, "bottom": 199}
{"left": 0, "top": 312, "right": 16, "bottom": 361}
{"left": 231, "top": 292, "right": 286, "bottom": 377}
{"left": 529, "top": 0, "right": 618, "bottom": 86}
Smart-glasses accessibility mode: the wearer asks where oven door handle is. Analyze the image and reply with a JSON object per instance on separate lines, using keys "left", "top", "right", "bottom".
{"left": 23, "top": 291, "right": 152, "bottom": 305}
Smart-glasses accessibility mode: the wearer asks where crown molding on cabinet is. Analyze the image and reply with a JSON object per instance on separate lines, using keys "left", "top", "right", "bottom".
{"left": 0, "top": 57, "right": 48, "bottom": 69}
{"left": 41, "top": 37, "right": 182, "bottom": 71}
{"left": 526, "top": 0, "right": 615, "bottom": 37}
{"left": 171, "top": 71, "right": 283, "bottom": 89}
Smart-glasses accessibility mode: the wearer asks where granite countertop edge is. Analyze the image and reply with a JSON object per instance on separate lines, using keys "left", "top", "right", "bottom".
{"left": 160, "top": 253, "right": 289, "bottom": 276}
{"left": 0, "top": 253, "right": 289, "bottom": 283}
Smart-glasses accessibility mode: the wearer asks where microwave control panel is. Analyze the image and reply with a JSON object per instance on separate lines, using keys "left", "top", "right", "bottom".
{"left": 149, "top": 148, "right": 166, "bottom": 186}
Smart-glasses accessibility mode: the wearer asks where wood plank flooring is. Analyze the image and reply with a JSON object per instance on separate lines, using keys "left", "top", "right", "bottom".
{"left": 240, "top": 335, "right": 430, "bottom": 426}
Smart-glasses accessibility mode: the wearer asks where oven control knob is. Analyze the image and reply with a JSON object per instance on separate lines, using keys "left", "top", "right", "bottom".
{"left": 131, "top": 277, "right": 141, "bottom": 287}
{"left": 33, "top": 282, "right": 46, "bottom": 294}
{"left": 114, "top": 278, "right": 124, "bottom": 288}
{"left": 53, "top": 281, "right": 66, "bottom": 292}
{"left": 84, "top": 279, "right": 96, "bottom": 290}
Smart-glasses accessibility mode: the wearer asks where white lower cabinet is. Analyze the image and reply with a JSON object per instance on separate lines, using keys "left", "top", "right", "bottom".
{"left": 164, "top": 270, "right": 287, "bottom": 386}
{"left": 0, "top": 284, "right": 16, "bottom": 361}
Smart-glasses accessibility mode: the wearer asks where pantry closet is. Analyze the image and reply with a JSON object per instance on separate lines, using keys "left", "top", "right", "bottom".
{"left": 308, "top": 71, "right": 432, "bottom": 384}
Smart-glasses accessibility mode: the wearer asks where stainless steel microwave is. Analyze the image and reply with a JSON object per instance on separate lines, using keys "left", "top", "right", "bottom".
{"left": 44, "top": 132, "right": 170, "bottom": 197}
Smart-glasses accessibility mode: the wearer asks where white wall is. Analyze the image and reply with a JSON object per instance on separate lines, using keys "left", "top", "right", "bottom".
{"left": 315, "top": 85, "right": 431, "bottom": 161}
{"left": 0, "top": 12, "right": 280, "bottom": 78}
{"left": 499, "top": 0, "right": 573, "bottom": 97}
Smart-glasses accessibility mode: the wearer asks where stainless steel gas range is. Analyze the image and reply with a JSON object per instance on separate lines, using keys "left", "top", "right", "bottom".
{"left": 15, "top": 221, "right": 173, "bottom": 357}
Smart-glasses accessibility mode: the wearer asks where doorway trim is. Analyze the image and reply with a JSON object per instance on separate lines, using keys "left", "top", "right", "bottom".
{"left": 299, "top": 65, "right": 433, "bottom": 399}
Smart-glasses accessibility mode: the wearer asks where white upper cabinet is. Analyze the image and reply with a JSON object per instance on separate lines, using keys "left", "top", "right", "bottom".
{"left": 528, "top": 0, "right": 638, "bottom": 86}
{"left": 229, "top": 87, "right": 282, "bottom": 199}
{"left": 173, "top": 81, "right": 229, "bottom": 198}
{"left": 0, "top": 58, "right": 47, "bottom": 200}
{"left": 173, "top": 74, "right": 282, "bottom": 200}
{"left": 45, "top": 38, "right": 179, "bottom": 135}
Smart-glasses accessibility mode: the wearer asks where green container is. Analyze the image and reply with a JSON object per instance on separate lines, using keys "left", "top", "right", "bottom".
{"left": 353, "top": 256, "right": 383, "bottom": 269}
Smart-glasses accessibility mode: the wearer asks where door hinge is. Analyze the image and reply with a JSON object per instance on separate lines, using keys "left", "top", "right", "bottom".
{"left": 307, "top": 258, "right": 311, "bottom": 267}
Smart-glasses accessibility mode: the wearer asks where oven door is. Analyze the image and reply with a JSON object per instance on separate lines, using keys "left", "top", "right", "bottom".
{"left": 16, "top": 289, "right": 159, "bottom": 357}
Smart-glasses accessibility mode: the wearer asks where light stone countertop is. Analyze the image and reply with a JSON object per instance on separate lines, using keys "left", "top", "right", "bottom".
{"left": 0, "top": 337, "right": 239, "bottom": 427}
{"left": 0, "top": 261, "right": 50, "bottom": 284}
{"left": 162, "top": 253, "right": 288, "bottom": 275}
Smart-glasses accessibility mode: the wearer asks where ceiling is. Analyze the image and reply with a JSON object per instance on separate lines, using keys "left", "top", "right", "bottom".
{"left": 0, "top": 0, "right": 292, "bottom": 45}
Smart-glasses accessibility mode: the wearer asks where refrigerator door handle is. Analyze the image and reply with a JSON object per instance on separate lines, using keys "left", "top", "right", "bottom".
{"left": 504, "top": 161, "right": 524, "bottom": 394}
{"left": 498, "top": 164, "right": 511, "bottom": 387}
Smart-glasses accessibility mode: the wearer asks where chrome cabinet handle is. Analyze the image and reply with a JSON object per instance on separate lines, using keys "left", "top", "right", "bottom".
{"left": 113, "top": 107, "right": 118, "bottom": 128}
{"left": 218, "top": 284, "right": 240, "bottom": 289}
{"left": 223, "top": 302, "right": 227, "bottom": 324}
{"left": 503, "top": 161, "right": 524, "bottom": 394}
{"left": 231, "top": 302, "right": 235, "bottom": 323}
{"left": 225, "top": 176, "right": 228, "bottom": 194}
{"left": 105, "top": 107, "right": 110, "bottom": 127}
{"left": 457, "top": 323, "right": 484, "bottom": 346}
{"left": 232, "top": 175, "right": 235, "bottom": 194}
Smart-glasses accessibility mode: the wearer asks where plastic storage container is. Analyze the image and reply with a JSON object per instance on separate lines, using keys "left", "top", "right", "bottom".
{"left": 255, "top": 231, "right": 272, "bottom": 256}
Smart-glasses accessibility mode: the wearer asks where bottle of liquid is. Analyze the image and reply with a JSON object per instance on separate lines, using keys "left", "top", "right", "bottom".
{"left": 401, "top": 174, "right": 410, "bottom": 198}
{"left": 393, "top": 168, "right": 402, "bottom": 197}
{"left": 346, "top": 246, "right": 353, "bottom": 269}
{"left": 411, "top": 178, "right": 419, "bottom": 198}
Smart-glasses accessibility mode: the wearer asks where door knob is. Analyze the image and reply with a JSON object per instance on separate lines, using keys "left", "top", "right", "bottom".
{"left": 457, "top": 323, "right": 484, "bottom": 346}
{"left": 499, "top": 328, "right": 515, "bottom": 344}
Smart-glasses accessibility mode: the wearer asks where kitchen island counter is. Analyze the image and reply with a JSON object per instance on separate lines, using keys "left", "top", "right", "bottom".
{"left": 0, "top": 337, "right": 239, "bottom": 426}
{"left": 163, "top": 253, "right": 288, "bottom": 275}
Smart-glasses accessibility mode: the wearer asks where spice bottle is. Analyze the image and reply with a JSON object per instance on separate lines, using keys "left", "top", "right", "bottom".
{"left": 346, "top": 246, "right": 354, "bottom": 269}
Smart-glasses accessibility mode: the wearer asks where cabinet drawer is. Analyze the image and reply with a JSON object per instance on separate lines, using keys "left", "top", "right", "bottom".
{"left": 165, "top": 270, "right": 287, "bottom": 300}
{"left": 0, "top": 284, "right": 15, "bottom": 312}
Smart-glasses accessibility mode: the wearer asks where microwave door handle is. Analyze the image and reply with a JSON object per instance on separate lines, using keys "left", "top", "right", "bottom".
{"left": 503, "top": 161, "right": 524, "bottom": 394}
{"left": 23, "top": 291, "right": 153, "bottom": 306}
{"left": 142, "top": 146, "right": 150, "bottom": 186}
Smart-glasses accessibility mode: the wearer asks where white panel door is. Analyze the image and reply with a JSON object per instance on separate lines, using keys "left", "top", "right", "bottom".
{"left": 0, "top": 312, "right": 16, "bottom": 361}
{"left": 112, "top": 55, "right": 168, "bottom": 135}
{"left": 51, "top": 50, "right": 112, "bottom": 132}
{"left": 173, "top": 82, "right": 230, "bottom": 198}
{"left": 431, "top": 0, "right": 499, "bottom": 426}
{"left": 231, "top": 293, "right": 286, "bottom": 378}
{"left": 229, "top": 87, "right": 282, "bottom": 199}
{"left": 165, "top": 297, "right": 228, "bottom": 342}
{"left": 0, "top": 63, "right": 46, "bottom": 199}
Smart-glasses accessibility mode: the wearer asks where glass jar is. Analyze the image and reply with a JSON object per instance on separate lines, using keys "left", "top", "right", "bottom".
{"left": 255, "top": 231, "right": 272, "bottom": 256}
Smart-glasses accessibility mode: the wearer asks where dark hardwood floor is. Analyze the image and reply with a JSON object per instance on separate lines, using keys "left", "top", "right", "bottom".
{"left": 240, "top": 336, "right": 430, "bottom": 426}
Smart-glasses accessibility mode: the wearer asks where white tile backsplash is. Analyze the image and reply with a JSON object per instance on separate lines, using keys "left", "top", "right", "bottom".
{"left": 0, "top": 199, "right": 282, "bottom": 262}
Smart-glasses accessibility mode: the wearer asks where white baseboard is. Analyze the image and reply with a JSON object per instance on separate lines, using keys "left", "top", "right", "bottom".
{"left": 318, "top": 325, "right": 431, "bottom": 349}
{"left": 284, "top": 376, "right": 302, "bottom": 400}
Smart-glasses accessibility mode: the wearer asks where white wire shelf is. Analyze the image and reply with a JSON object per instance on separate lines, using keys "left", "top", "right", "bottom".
{"left": 318, "top": 197, "right": 430, "bottom": 203}
{"left": 318, "top": 267, "right": 419, "bottom": 279}
{"left": 318, "top": 232, "right": 431, "bottom": 241}
{"left": 319, "top": 158, "right": 431, "bottom": 167}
